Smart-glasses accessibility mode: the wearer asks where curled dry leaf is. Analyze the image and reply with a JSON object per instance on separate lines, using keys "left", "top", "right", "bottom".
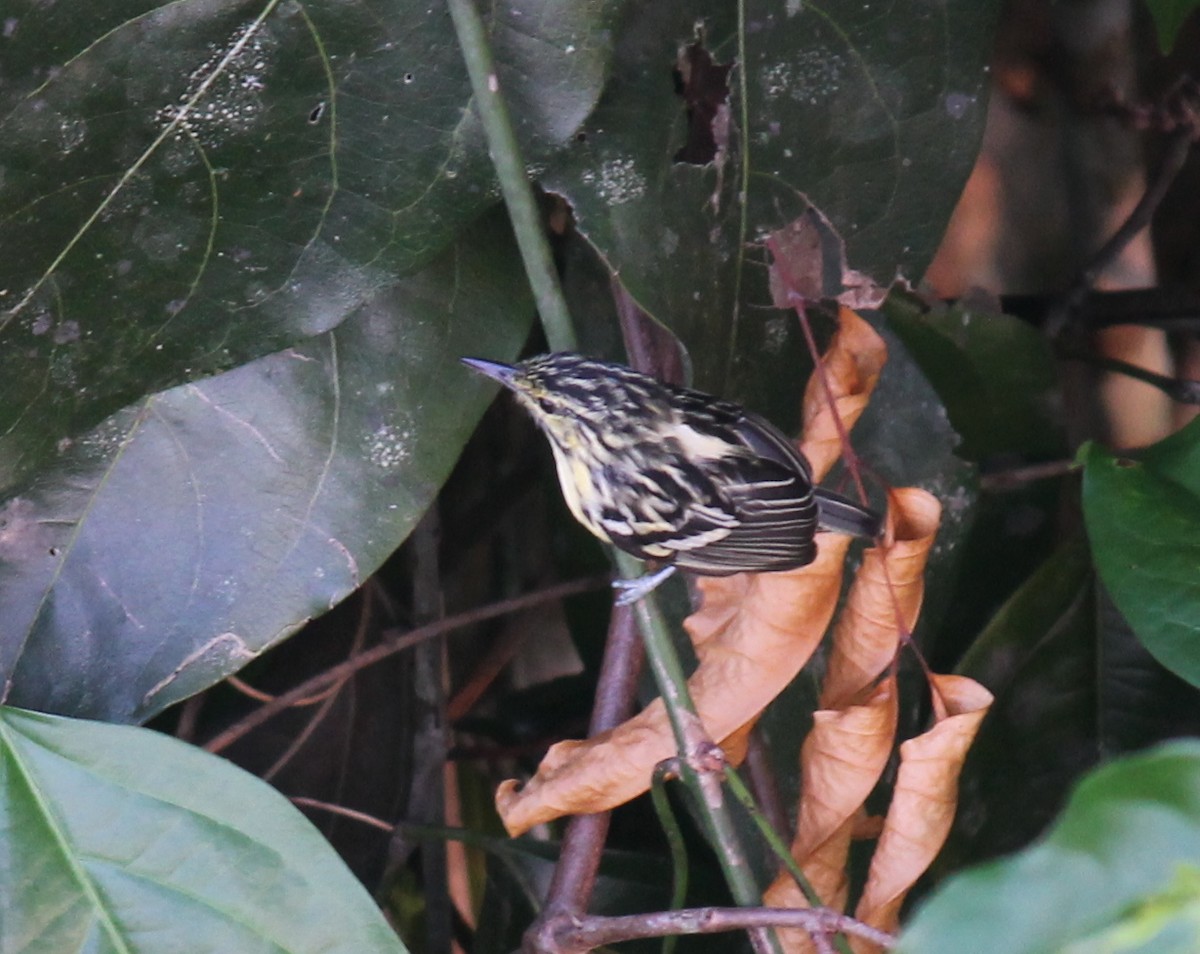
{"left": 495, "top": 538, "right": 850, "bottom": 835}
{"left": 821, "top": 488, "right": 942, "bottom": 710}
{"left": 761, "top": 486, "right": 940, "bottom": 954}
{"left": 763, "top": 680, "right": 897, "bottom": 946}
{"left": 493, "top": 307, "right": 885, "bottom": 837}
{"left": 798, "top": 306, "right": 887, "bottom": 480}
{"left": 850, "top": 673, "right": 993, "bottom": 953}
{"left": 766, "top": 209, "right": 889, "bottom": 311}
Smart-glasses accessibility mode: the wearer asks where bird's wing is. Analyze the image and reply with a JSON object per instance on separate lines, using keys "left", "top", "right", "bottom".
{"left": 597, "top": 407, "right": 819, "bottom": 574}
{"left": 670, "top": 447, "right": 818, "bottom": 575}
{"left": 594, "top": 458, "right": 739, "bottom": 561}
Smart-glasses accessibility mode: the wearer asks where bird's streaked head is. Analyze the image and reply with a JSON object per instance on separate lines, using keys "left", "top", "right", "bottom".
{"left": 461, "top": 353, "right": 658, "bottom": 441}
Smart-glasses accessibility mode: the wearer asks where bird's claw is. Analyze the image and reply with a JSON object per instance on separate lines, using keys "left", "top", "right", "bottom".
{"left": 612, "top": 565, "right": 677, "bottom": 606}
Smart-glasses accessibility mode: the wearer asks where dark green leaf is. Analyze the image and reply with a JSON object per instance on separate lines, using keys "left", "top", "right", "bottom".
{"left": 544, "top": 0, "right": 998, "bottom": 390}
{"left": 0, "top": 705, "right": 407, "bottom": 953}
{"left": 0, "top": 213, "right": 532, "bottom": 720}
{"left": 1081, "top": 420, "right": 1200, "bottom": 689}
{"left": 947, "top": 540, "right": 1200, "bottom": 870}
{"left": 1143, "top": 0, "right": 1200, "bottom": 51}
{"left": 899, "top": 741, "right": 1200, "bottom": 954}
{"left": 883, "top": 290, "right": 1063, "bottom": 460}
{"left": 0, "top": 0, "right": 618, "bottom": 492}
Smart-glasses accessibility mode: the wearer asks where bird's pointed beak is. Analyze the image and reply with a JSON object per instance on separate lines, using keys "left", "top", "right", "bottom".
{"left": 460, "top": 356, "right": 518, "bottom": 389}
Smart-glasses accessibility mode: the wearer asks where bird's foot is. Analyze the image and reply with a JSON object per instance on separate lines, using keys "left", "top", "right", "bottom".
{"left": 612, "top": 565, "right": 677, "bottom": 606}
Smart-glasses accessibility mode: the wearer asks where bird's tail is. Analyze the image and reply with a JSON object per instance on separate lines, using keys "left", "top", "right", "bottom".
{"left": 814, "top": 488, "right": 882, "bottom": 539}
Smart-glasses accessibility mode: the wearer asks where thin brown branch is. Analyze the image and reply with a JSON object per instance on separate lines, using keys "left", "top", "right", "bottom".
{"left": 547, "top": 905, "right": 895, "bottom": 953}
{"left": 203, "top": 575, "right": 609, "bottom": 754}
{"left": 525, "top": 606, "right": 644, "bottom": 953}
{"left": 979, "top": 459, "right": 1079, "bottom": 491}
{"left": 1046, "top": 91, "right": 1198, "bottom": 339}
{"left": 1063, "top": 350, "right": 1200, "bottom": 406}
{"left": 262, "top": 685, "right": 344, "bottom": 782}
{"left": 291, "top": 795, "right": 394, "bottom": 833}
{"left": 225, "top": 673, "right": 343, "bottom": 707}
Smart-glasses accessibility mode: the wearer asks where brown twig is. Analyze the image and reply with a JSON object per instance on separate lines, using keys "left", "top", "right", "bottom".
{"left": 524, "top": 606, "right": 645, "bottom": 953}
{"left": 262, "top": 587, "right": 373, "bottom": 782}
{"left": 295, "top": 795, "right": 896, "bottom": 953}
{"left": 1061, "top": 350, "right": 1200, "bottom": 405}
{"left": 547, "top": 905, "right": 895, "bottom": 953}
{"left": 292, "top": 795, "right": 394, "bottom": 833}
{"left": 225, "top": 674, "right": 343, "bottom": 707}
{"left": 1046, "top": 84, "right": 1199, "bottom": 340}
{"left": 979, "top": 459, "right": 1080, "bottom": 491}
{"left": 203, "top": 575, "right": 609, "bottom": 754}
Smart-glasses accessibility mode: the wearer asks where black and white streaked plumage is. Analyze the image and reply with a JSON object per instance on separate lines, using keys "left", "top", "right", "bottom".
{"left": 461, "top": 352, "right": 880, "bottom": 602}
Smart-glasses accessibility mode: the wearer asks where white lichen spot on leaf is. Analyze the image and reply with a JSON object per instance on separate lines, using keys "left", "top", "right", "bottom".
{"left": 367, "top": 423, "right": 413, "bottom": 470}
{"left": 155, "top": 20, "right": 277, "bottom": 148}
{"left": 580, "top": 158, "right": 646, "bottom": 205}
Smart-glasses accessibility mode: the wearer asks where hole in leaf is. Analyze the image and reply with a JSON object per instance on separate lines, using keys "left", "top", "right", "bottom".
{"left": 308, "top": 102, "right": 325, "bottom": 124}
{"left": 672, "top": 39, "right": 733, "bottom": 165}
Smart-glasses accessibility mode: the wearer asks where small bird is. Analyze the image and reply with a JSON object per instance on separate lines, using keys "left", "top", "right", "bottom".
{"left": 462, "top": 352, "right": 881, "bottom": 604}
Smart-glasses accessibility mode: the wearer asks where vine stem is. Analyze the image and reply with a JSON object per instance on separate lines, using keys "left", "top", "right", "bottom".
{"left": 444, "top": 0, "right": 576, "bottom": 352}
{"left": 446, "top": 3, "right": 780, "bottom": 952}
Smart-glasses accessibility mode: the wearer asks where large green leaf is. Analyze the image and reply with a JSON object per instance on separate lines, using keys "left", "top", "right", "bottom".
{"left": 543, "top": 0, "right": 997, "bottom": 390}
{"left": 883, "top": 290, "right": 1063, "bottom": 461}
{"left": 899, "top": 741, "right": 1200, "bottom": 954}
{"left": 1143, "top": 0, "right": 1200, "bottom": 51}
{"left": 0, "top": 0, "right": 619, "bottom": 492}
{"left": 947, "top": 540, "right": 1200, "bottom": 868}
{"left": 0, "top": 213, "right": 532, "bottom": 721}
{"left": 0, "top": 705, "right": 407, "bottom": 953}
{"left": 1081, "top": 418, "right": 1200, "bottom": 689}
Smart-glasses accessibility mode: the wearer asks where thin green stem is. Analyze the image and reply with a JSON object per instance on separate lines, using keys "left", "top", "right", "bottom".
{"left": 444, "top": 0, "right": 577, "bottom": 352}
{"left": 448, "top": 5, "right": 775, "bottom": 950}
{"left": 622, "top": 556, "right": 783, "bottom": 954}
{"left": 724, "top": 767, "right": 854, "bottom": 954}
{"left": 650, "top": 771, "right": 690, "bottom": 954}
{"left": 726, "top": 0, "right": 752, "bottom": 391}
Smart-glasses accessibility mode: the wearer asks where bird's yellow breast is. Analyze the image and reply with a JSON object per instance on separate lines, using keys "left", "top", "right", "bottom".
{"left": 548, "top": 439, "right": 611, "bottom": 544}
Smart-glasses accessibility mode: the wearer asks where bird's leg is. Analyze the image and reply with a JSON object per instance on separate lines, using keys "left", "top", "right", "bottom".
{"left": 612, "top": 564, "right": 677, "bottom": 606}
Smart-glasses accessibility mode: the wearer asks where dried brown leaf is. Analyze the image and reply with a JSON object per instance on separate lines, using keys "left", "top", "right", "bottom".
{"left": 798, "top": 307, "right": 887, "bottom": 480}
{"left": 820, "top": 488, "right": 942, "bottom": 710}
{"left": 766, "top": 209, "right": 888, "bottom": 310}
{"left": 850, "top": 674, "right": 993, "bottom": 952}
{"left": 763, "top": 681, "right": 897, "bottom": 953}
{"left": 495, "top": 538, "right": 851, "bottom": 835}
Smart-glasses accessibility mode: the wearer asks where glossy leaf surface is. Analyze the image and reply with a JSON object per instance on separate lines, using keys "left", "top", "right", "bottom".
{"left": 0, "top": 706, "right": 407, "bottom": 952}
{"left": 0, "top": 215, "right": 532, "bottom": 720}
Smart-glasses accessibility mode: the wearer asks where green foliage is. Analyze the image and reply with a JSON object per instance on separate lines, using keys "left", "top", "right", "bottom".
{"left": 898, "top": 742, "right": 1200, "bottom": 954}
{"left": 1082, "top": 419, "right": 1200, "bottom": 689}
{"left": 0, "top": 706, "right": 407, "bottom": 953}
{"left": 0, "top": 214, "right": 533, "bottom": 722}
{"left": 1143, "top": 0, "right": 1200, "bottom": 51}
{"left": 544, "top": 0, "right": 996, "bottom": 395}
{"left": 883, "top": 290, "right": 1063, "bottom": 460}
